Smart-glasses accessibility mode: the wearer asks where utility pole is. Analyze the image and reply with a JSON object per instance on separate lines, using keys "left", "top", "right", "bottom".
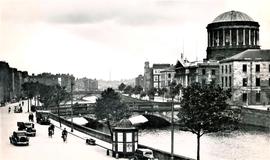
{"left": 71, "top": 78, "right": 74, "bottom": 132}
{"left": 171, "top": 96, "right": 174, "bottom": 160}
{"left": 57, "top": 87, "right": 62, "bottom": 128}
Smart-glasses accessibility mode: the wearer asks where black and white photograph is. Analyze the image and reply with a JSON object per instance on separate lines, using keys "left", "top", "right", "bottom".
{"left": 1, "top": 0, "right": 270, "bottom": 160}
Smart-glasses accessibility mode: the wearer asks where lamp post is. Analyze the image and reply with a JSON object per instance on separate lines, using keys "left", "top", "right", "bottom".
{"left": 71, "top": 78, "right": 74, "bottom": 132}
{"left": 171, "top": 96, "right": 174, "bottom": 160}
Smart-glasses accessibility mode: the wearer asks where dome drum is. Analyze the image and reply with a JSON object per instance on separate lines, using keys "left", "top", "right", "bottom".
{"left": 206, "top": 11, "right": 260, "bottom": 60}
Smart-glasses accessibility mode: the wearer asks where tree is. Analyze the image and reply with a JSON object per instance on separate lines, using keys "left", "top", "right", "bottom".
{"left": 168, "top": 80, "right": 181, "bottom": 100}
{"left": 22, "top": 82, "right": 39, "bottom": 112}
{"left": 118, "top": 83, "right": 126, "bottom": 92}
{"left": 124, "top": 85, "right": 133, "bottom": 96}
{"left": 133, "top": 85, "right": 143, "bottom": 95}
{"left": 147, "top": 87, "right": 157, "bottom": 100}
{"left": 178, "top": 83, "right": 240, "bottom": 160}
{"left": 94, "top": 88, "right": 128, "bottom": 137}
{"left": 139, "top": 91, "right": 147, "bottom": 100}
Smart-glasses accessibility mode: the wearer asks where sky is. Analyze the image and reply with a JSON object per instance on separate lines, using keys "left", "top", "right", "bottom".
{"left": 1, "top": 0, "right": 270, "bottom": 80}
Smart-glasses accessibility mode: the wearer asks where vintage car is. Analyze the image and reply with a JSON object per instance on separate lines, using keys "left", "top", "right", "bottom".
{"left": 9, "top": 131, "right": 29, "bottom": 146}
{"left": 130, "top": 148, "right": 158, "bottom": 160}
{"left": 86, "top": 138, "right": 96, "bottom": 145}
{"left": 14, "top": 106, "right": 23, "bottom": 113}
{"left": 36, "top": 110, "right": 51, "bottom": 125}
{"left": 17, "top": 122, "right": 36, "bottom": 136}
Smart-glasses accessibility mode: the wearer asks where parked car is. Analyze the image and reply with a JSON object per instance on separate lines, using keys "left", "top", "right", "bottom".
{"left": 36, "top": 110, "right": 51, "bottom": 125}
{"left": 14, "top": 106, "right": 22, "bottom": 113}
{"left": 129, "top": 148, "right": 158, "bottom": 160}
{"left": 86, "top": 138, "right": 96, "bottom": 145}
{"left": 9, "top": 131, "right": 29, "bottom": 146}
{"left": 17, "top": 122, "right": 36, "bottom": 136}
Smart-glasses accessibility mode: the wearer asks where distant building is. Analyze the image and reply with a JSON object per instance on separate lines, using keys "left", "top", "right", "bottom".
{"left": 152, "top": 64, "right": 171, "bottom": 89}
{"left": 160, "top": 65, "right": 175, "bottom": 89}
{"left": 220, "top": 49, "right": 270, "bottom": 105}
{"left": 174, "top": 60, "right": 219, "bottom": 87}
{"left": 74, "top": 78, "right": 98, "bottom": 92}
{"left": 143, "top": 61, "right": 153, "bottom": 91}
{"left": 135, "top": 75, "right": 144, "bottom": 87}
{"left": 29, "top": 73, "right": 75, "bottom": 92}
{"left": 0, "top": 61, "right": 28, "bottom": 103}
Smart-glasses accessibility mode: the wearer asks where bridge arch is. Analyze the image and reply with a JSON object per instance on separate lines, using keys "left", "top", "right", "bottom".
{"left": 140, "top": 113, "right": 171, "bottom": 128}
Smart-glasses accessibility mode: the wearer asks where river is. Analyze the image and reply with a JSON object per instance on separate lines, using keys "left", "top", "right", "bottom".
{"left": 139, "top": 126, "right": 270, "bottom": 160}
{"left": 82, "top": 95, "right": 270, "bottom": 160}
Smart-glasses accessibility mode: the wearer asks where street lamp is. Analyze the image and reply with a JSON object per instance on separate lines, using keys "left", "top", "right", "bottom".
{"left": 71, "top": 78, "right": 74, "bottom": 132}
{"left": 171, "top": 95, "right": 174, "bottom": 160}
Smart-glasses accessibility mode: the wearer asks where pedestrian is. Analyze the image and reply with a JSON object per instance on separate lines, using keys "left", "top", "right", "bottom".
{"left": 22, "top": 101, "right": 24, "bottom": 106}
{"left": 62, "top": 128, "right": 68, "bottom": 142}
{"left": 8, "top": 107, "right": 11, "bottom": 113}
{"left": 28, "top": 113, "right": 34, "bottom": 122}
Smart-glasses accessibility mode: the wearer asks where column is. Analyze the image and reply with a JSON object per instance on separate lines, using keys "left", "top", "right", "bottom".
{"left": 223, "top": 29, "right": 225, "bottom": 46}
{"left": 217, "top": 30, "right": 219, "bottom": 46}
{"left": 208, "top": 31, "right": 210, "bottom": 47}
{"left": 229, "top": 29, "right": 232, "bottom": 46}
{"left": 236, "top": 29, "right": 239, "bottom": 45}
{"left": 212, "top": 31, "right": 215, "bottom": 47}
{"left": 253, "top": 30, "right": 256, "bottom": 45}
{"left": 249, "top": 29, "right": 251, "bottom": 45}
{"left": 243, "top": 28, "right": 245, "bottom": 45}
{"left": 257, "top": 29, "right": 260, "bottom": 45}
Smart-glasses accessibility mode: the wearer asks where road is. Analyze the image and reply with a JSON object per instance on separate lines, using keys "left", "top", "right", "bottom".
{"left": 0, "top": 101, "right": 121, "bottom": 160}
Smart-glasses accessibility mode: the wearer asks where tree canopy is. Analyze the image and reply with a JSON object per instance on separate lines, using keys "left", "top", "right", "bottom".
{"left": 94, "top": 88, "right": 128, "bottom": 122}
{"left": 118, "top": 83, "right": 126, "bottom": 92}
{"left": 178, "top": 82, "right": 240, "bottom": 160}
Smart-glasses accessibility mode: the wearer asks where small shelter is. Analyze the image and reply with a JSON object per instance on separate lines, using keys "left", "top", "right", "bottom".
{"left": 112, "top": 118, "right": 138, "bottom": 158}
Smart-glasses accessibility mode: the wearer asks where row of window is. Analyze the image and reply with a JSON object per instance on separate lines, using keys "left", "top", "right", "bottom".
{"left": 221, "top": 76, "right": 232, "bottom": 87}
{"left": 221, "top": 65, "right": 232, "bottom": 74}
{"left": 202, "top": 69, "right": 216, "bottom": 75}
{"left": 242, "top": 93, "right": 261, "bottom": 103}
{"left": 242, "top": 64, "right": 270, "bottom": 72}
{"left": 242, "top": 78, "right": 270, "bottom": 87}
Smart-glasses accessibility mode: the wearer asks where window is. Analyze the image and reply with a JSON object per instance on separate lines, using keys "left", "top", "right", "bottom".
{"left": 256, "top": 64, "right": 260, "bottom": 72}
{"left": 168, "top": 73, "right": 171, "bottom": 78}
{"left": 225, "top": 65, "right": 228, "bottom": 74}
{"left": 229, "top": 65, "right": 232, "bottom": 73}
{"left": 221, "top": 66, "right": 224, "bottom": 74}
{"left": 256, "top": 92, "right": 260, "bottom": 103}
{"left": 211, "top": 69, "right": 215, "bottom": 75}
{"left": 256, "top": 78, "right": 260, "bottom": 86}
{"left": 202, "top": 69, "right": 206, "bottom": 75}
{"left": 222, "top": 77, "right": 224, "bottom": 87}
{"left": 202, "top": 79, "right": 206, "bottom": 85}
{"left": 229, "top": 76, "right": 232, "bottom": 87}
{"left": 243, "top": 78, "right": 248, "bottom": 86}
{"left": 243, "top": 64, "right": 247, "bottom": 72}
{"left": 225, "top": 77, "right": 228, "bottom": 87}
{"left": 242, "top": 93, "right": 247, "bottom": 103}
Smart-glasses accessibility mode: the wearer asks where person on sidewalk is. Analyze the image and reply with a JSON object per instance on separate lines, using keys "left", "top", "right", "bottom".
{"left": 8, "top": 107, "right": 11, "bottom": 113}
{"left": 62, "top": 128, "right": 68, "bottom": 142}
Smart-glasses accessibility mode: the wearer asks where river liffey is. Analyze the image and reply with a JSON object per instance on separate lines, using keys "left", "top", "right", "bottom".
{"left": 139, "top": 126, "right": 270, "bottom": 160}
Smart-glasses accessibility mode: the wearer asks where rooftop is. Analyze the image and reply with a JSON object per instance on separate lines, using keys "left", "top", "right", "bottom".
{"left": 221, "top": 49, "right": 270, "bottom": 62}
{"left": 212, "top": 10, "right": 254, "bottom": 23}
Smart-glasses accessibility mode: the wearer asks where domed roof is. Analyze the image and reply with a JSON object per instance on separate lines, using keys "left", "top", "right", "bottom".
{"left": 213, "top": 10, "right": 254, "bottom": 23}
{"left": 116, "top": 118, "right": 133, "bottom": 129}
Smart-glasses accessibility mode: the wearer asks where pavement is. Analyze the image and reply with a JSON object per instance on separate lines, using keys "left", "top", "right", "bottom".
{"left": 0, "top": 100, "right": 126, "bottom": 160}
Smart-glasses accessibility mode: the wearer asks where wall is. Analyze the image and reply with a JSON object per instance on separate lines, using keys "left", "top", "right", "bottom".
{"left": 241, "top": 107, "right": 270, "bottom": 128}
{"left": 138, "top": 144, "right": 195, "bottom": 160}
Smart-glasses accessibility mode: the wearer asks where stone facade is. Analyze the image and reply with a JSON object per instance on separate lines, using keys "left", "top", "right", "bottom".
{"left": 175, "top": 60, "right": 219, "bottom": 87}
{"left": 0, "top": 61, "right": 29, "bottom": 103}
{"left": 220, "top": 49, "right": 270, "bottom": 105}
{"left": 135, "top": 75, "right": 144, "bottom": 88}
{"left": 160, "top": 66, "right": 175, "bottom": 89}
{"left": 143, "top": 61, "right": 153, "bottom": 91}
{"left": 74, "top": 77, "right": 98, "bottom": 92}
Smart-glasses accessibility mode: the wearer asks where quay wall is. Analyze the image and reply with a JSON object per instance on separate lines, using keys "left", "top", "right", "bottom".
{"left": 241, "top": 108, "right": 270, "bottom": 128}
